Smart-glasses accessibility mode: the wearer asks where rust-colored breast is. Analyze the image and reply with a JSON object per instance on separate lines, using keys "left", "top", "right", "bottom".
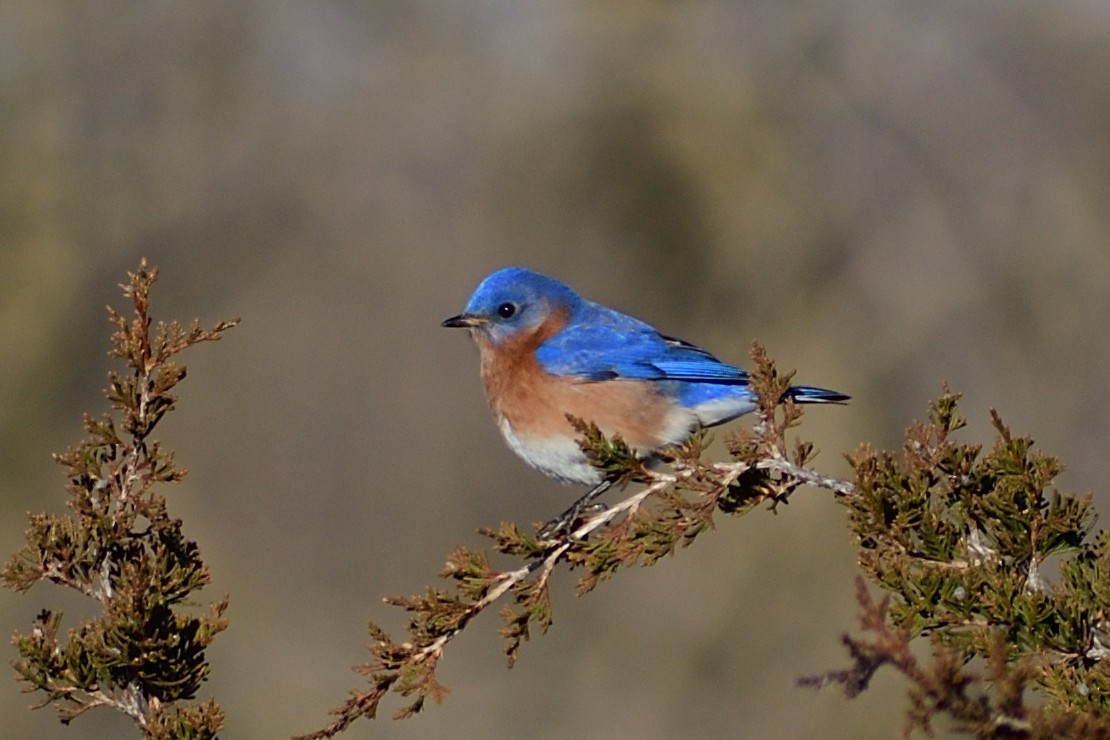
{"left": 475, "top": 313, "right": 678, "bottom": 452}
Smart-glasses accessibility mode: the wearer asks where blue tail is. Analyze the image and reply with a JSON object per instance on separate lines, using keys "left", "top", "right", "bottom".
{"left": 785, "top": 385, "right": 851, "bottom": 404}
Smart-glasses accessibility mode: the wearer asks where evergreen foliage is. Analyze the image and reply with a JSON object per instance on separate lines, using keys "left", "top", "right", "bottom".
{"left": 3, "top": 261, "right": 236, "bottom": 738}
{"left": 6, "top": 263, "right": 1108, "bottom": 739}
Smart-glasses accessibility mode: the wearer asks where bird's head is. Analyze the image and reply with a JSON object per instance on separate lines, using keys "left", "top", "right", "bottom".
{"left": 442, "top": 267, "right": 578, "bottom": 346}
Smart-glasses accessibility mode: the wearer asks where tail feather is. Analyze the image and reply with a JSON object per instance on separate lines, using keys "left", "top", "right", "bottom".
{"left": 785, "top": 385, "right": 851, "bottom": 404}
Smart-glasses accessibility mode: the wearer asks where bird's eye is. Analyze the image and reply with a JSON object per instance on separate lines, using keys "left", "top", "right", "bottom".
{"left": 497, "top": 302, "right": 517, "bottom": 319}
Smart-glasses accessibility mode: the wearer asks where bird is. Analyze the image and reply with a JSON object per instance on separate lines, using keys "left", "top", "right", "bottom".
{"left": 442, "top": 267, "right": 848, "bottom": 526}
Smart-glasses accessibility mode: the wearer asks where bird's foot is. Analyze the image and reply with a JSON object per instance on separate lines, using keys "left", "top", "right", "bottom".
{"left": 537, "top": 478, "right": 613, "bottom": 539}
{"left": 538, "top": 501, "right": 608, "bottom": 539}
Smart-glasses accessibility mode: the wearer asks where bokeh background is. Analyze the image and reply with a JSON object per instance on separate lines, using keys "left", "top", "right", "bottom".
{"left": 3, "top": 3, "right": 1109, "bottom": 738}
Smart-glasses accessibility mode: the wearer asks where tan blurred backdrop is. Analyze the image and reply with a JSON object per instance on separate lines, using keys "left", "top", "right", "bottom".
{"left": 2, "top": 3, "right": 1109, "bottom": 738}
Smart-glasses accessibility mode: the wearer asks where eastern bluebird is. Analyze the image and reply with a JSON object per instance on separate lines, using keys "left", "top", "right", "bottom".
{"left": 443, "top": 267, "right": 847, "bottom": 516}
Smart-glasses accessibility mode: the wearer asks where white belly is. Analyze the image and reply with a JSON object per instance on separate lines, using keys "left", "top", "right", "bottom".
{"left": 498, "top": 417, "right": 603, "bottom": 485}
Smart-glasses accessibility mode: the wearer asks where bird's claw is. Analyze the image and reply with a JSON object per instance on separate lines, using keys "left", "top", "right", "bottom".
{"left": 537, "top": 479, "right": 614, "bottom": 539}
{"left": 538, "top": 501, "right": 609, "bottom": 539}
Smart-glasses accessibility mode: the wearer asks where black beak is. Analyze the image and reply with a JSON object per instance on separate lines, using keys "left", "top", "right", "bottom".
{"left": 442, "top": 314, "right": 481, "bottom": 328}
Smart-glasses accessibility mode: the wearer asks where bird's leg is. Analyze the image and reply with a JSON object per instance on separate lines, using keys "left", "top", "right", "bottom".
{"left": 539, "top": 477, "right": 614, "bottom": 538}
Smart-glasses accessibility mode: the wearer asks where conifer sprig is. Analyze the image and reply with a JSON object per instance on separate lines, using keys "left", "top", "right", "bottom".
{"left": 3, "top": 260, "right": 237, "bottom": 738}
{"left": 295, "top": 343, "right": 847, "bottom": 738}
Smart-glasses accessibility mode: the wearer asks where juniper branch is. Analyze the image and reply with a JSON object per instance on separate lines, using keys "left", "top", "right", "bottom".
{"left": 296, "top": 343, "right": 852, "bottom": 738}
{"left": 805, "top": 388, "right": 1110, "bottom": 736}
{"left": 3, "top": 259, "right": 235, "bottom": 739}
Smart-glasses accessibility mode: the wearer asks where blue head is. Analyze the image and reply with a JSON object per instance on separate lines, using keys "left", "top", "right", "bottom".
{"left": 442, "top": 267, "right": 580, "bottom": 346}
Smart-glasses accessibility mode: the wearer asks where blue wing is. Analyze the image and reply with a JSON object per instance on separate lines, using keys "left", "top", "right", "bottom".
{"left": 534, "top": 300, "right": 847, "bottom": 428}
{"left": 534, "top": 302, "right": 749, "bottom": 385}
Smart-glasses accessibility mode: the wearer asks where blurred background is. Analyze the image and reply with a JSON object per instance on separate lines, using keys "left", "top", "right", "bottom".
{"left": 2, "top": 2, "right": 1109, "bottom": 738}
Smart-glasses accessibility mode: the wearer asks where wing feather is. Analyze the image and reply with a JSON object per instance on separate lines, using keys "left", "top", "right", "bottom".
{"left": 534, "top": 305, "right": 748, "bottom": 384}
